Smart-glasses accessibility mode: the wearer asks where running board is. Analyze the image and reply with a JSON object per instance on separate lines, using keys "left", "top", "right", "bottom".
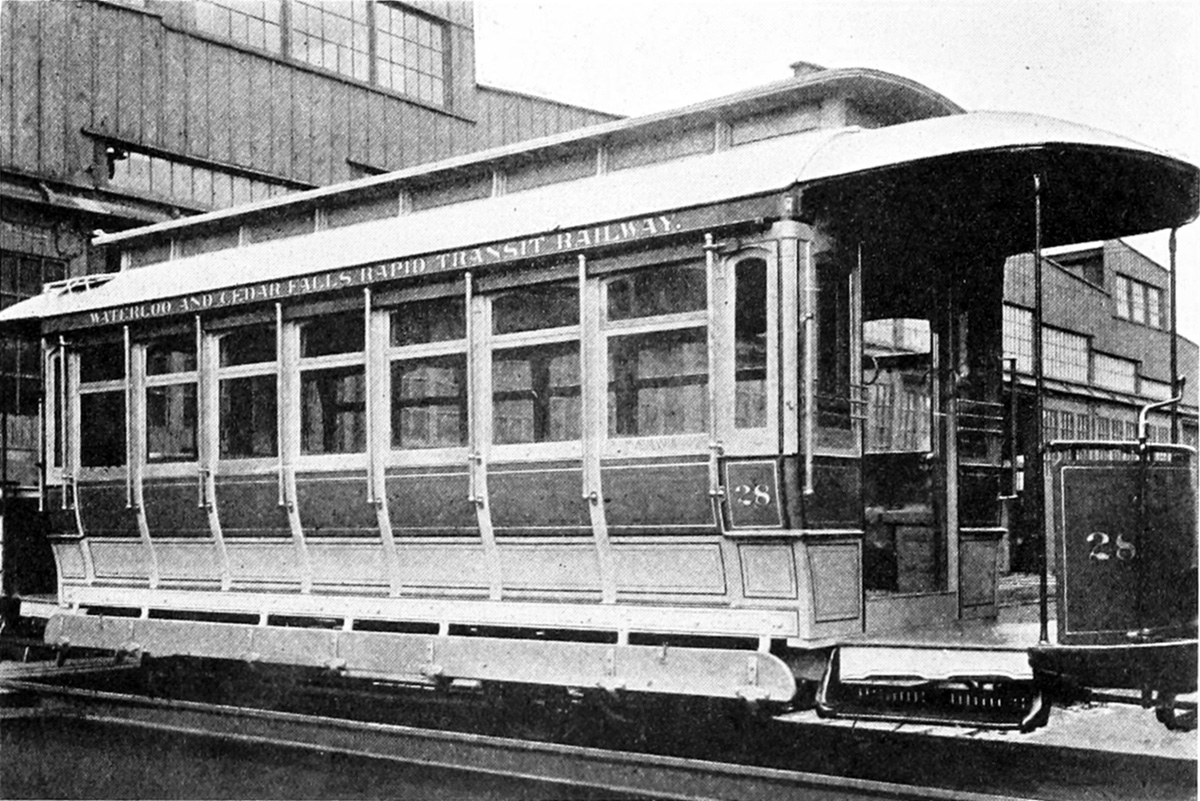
{"left": 815, "top": 646, "right": 1049, "bottom": 731}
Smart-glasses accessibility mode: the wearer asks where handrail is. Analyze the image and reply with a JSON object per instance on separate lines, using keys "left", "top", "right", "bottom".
{"left": 275, "top": 302, "right": 288, "bottom": 509}
{"left": 124, "top": 325, "right": 134, "bottom": 509}
{"left": 1137, "top": 387, "right": 1185, "bottom": 444}
{"left": 363, "top": 287, "right": 377, "bottom": 506}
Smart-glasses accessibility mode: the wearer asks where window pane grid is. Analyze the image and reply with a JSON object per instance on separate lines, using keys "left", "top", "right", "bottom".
{"left": 376, "top": 2, "right": 446, "bottom": 106}
{"left": 1041, "top": 327, "right": 1088, "bottom": 383}
{"left": 195, "top": 0, "right": 283, "bottom": 52}
{"left": 291, "top": 0, "right": 371, "bottom": 81}
{"left": 1092, "top": 353, "right": 1136, "bottom": 393}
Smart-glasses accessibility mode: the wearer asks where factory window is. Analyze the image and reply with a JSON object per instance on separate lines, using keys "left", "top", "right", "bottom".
{"left": 78, "top": 341, "right": 127, "bottom": 468}
{"left": 194, "top": 0, "right": 283, "bottom": 52}
{"left": 605, "top": 263, "right": 708, "bottom": 438}
{"left": 491, "top": 284, "right": 580, "bottom": 445}
{"left": 1, "top": 252, "right": 64, "bottom": 416}
{"left": 218, "top": 325, "right": 278, "bottom": 459}
{"left": 300, "top": 312, "right": 366, "bottom": 454}
{"left": 144, "top": 335, "right": 198, "bottom": 463}
{"left": 190, "top": 1, "right": 448, "bottom": 108}
{"left": 291, "top": 0, "right": 371, "bottom": 81}
{"left": 375, "top": 2, "right": 447, "bottom": 106}
{"left": 389, "top": 297, "right": 467, "bottom": 450}
{"left": 1114, "top": 274, "right": 1164, "bottom": 329}
{"left": 1041, "top": 327, "right": 1088, "bottom": 384}
{"left": 1092, "top": 353, "right": 1137, "bottom": 394}
{"left": 1141, "top": 378, "right": 1173, "bottom": 401}
{"left": 1002, "top": 304, "right": 1033, "bottom": 374}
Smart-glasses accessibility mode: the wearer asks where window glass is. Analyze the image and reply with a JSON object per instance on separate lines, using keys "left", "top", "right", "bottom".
{"left": 291, "top": 0, "right": 371, "bottom": 81}
{"left": 606, "top": 262, "right": 705, "bottom": 321}
{"left": 1147, "top": 286, "right": 1162, "bottom": 329}
{"left": 1130, "top": 281, "right": 1146, "bottom": 324}
{"left": 220, "top": 325, "right": 276, "bottom": 366}
{"left": 492, "top": 343, "right": 580, "bottom": 444}
{"left": 815, "top": 250, "right": 852, "bottom": 431}
{"left": 734, "top": 259, "right": 767, "bottom": 429}
{"left": 81, "top": 391, "right": 126, "bottom": 467}
{"left": 195, "top": 0, "right": 282, "bottom": 52}
{"left": 863, "top": 319, "right": 932, "bottom": 454}
{"left": 391, "top": 297, "right": 464, "bottom": 346}
{"left": 80, "top": 341, "right": 125, "bottom": 383}
{"left": 301, "top": 311, "right": 364, "bottom": 357}
{"left": 608, "top": 328, "right": 707, "bottom": 437}
{"left": 301, "top": 366, "right": 365, "bottom": 453}
{"left": 146, "top": 334, "right": 197, "bottom": 375}
{"left": 375, "top": 3, "right": 446, "bottom": 106}
{"left": 146, "top": 383, "right": 198, "bottom": 462}
{"left": 391, "top": 356, "right": 466, "bottom": 448}
{"left": 220, "top": 374, "right": 278, "bottom": 458}
{"left": 492, "top": 283, "right": 578, "bottom": 334}
{"left": 1114, "top": 276, "right": 1131, "bottom": 319}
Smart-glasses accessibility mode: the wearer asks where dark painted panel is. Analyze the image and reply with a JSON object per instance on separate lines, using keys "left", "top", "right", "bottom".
{"left": 959, "top": 466, "right": 1002, "bottom": 527}
{"left": 386, "top": 468, "right": 477, "bottom": 535}
{"left": 77, "top": 480, "right": 139, "bottom": 538}
{"left": 214, "top": 475, "right": 291, "bottom": 538}
{"left": 804, "top": 457, "right": 862, "bottom": 529}
{"left": 143, "top": 478, "right": 210, "bottom": 538}
{"left": 295, "top": 472, "right": 378, "bottom": 537}
{"left": 43, "top": 487, "right": 78, "bottom": 536}
{"left": 490, "top": 463, "right": 589, "bottom": 534}
{"left": 602, "top": 459, "right": 714, "bottom": 533}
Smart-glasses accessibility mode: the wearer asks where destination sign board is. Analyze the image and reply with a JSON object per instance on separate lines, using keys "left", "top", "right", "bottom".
{"left": 48, "top": 195, "right": 777, "bottom": 332}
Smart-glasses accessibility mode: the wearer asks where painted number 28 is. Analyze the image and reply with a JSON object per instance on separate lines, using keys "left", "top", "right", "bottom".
{"left": 1086, "top": 531, "right": 1137, "bottom": 562}
{"left": 734, "top": 483, "right": 772, "bottom": 507}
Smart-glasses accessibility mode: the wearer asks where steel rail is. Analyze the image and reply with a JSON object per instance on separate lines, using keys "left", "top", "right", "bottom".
{"left": 2, "top": 678, "right": 1036, "bottom": 801}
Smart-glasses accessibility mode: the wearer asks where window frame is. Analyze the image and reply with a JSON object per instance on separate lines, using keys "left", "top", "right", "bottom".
{"left": 385, "top": 296, "right": 470, "bottom": 466}
{"left": 294, "top": 315, "right": 368, "bottom": 465}
{"left": 600, "top": 263, "right": 710, "bottom": 457}
{"left": 718, "top": 247, "right": 779, "bottom": 456}
{"left": 484, "top": 282, "right": 583, "bottom": 462}
{"left": 185, "top": 0, "right": 451, "bottom": 110}
{"left": 215, "top": 324, "right": 280, "bottom": 465}
{"left": 140, "top": 333, "right": 200, "bottom": 472}
{"left": 75, "top": 339, "right": 129, "bottom": 475}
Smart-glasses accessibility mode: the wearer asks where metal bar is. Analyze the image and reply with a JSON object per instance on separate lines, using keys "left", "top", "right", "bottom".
{"left": 1031, "top": 173, "right": 1048, "bottom": 644}
{"left": 275, "top": 302, "right": 287, "bottom": 509}
{"left": 703, "top": 233, "right": 725, "bottom": 511}
{"left": 1168, "top": 228, "right": 1179, "bottom": 444}
{"left": 124, "top": 325, "right": 134, "bottom": 510}
{"left": 195, "top": 315, "right": 207, "bottom": 510}
{"left": 363, "top": 287, "right": 376, "bottom": 505}
{"left": 802, "top": 238, "right": 816, "bottom": 495}
{"left": 465, "top": 271, "right": 478, "bottom": 504}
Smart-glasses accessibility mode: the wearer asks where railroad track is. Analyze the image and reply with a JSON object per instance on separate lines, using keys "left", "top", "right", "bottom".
{"left": 3, "top": 674, "right": 1031, "bottom": 801}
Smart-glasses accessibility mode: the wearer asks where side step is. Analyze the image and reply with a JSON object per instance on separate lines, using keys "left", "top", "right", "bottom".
{"left": 815, "top": 646, "right": 1049, "bottom": 731}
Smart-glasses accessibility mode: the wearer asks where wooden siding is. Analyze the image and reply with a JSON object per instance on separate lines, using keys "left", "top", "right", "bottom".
{"left": 0, "top": 1, "right": 609, "bottom": 202}
{"left": 475, "top": 86, "right": 620, "bottom": 151}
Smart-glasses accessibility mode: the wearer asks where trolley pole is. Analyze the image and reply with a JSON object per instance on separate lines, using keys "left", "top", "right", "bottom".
{"left": 1032, "top": 173, "right": 1049, "bottom": 644}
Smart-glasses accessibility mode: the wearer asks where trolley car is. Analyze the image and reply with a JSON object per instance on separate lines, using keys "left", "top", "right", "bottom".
{"left": 2, "top": 68, "right": 1196, "bottom": 730}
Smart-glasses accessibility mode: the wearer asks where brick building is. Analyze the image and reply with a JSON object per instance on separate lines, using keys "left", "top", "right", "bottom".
{"left": 1001, "top": 240, "right": 1198, "bottom": 572}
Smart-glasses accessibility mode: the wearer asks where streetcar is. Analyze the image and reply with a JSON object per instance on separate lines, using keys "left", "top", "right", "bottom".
{"left": 2, "top": 68, "right": 1196, "bottom": 730}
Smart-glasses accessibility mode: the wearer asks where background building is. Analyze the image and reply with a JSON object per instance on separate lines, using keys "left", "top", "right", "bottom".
{"left": 1002, "top": 240, "right": 1198, "bottom": 572}
{"left": 1, "top": 0, "right": 618, "bottom": 597}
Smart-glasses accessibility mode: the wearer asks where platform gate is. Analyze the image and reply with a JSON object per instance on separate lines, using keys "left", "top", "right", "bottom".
{"left": 1048, "top": 440, "right": 1197, "bottom": 647}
